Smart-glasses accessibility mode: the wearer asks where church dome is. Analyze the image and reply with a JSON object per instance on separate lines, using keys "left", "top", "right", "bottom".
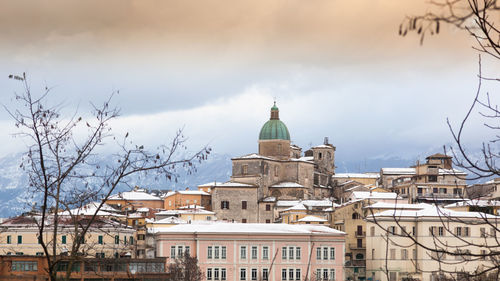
{"left": 259, "top": 103, "right": 290, "bottom": 141}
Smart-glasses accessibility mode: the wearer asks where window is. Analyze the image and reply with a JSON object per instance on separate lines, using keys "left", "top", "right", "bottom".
{"left": 221, "top": 201, "right": 230, "bottom": 210}
{"left": 207, "top": 268, "right": 213, "bottom": 280}
{"left": 316, "top": 247, "right": 321, "bottom": 260}
{"left": 282, "top": 269, "right": 287, "bottom": 281}
{"left": 114, "top": 235, "right": 119, "bottom": 244}
{"left": 438, "top": 226, "right": 445, "bottom": 236}
{"left": 323, "top": 269, "right": 328, "bottom": 280}
{"left": 177, "top": 246, "right": 184, "bottom": 257}
{"left": 242, "top": 165, "right": 248, "bottom": 175}
{"left": 95, "top": 252, "right": 105, "bottom": 258}
{"left": 242, "top": 218, "right": 247, "bottom": 223}
{"left": 263, "top": 246, "right": 269, "bottom": 260}
{"left": 36, "top": 252, "right": 44, "bottom": 256}
{"left": 98, "top": 235, "right": 103, "bottom": 244}
{"left": 263, "top": 268, "right": 269, "bottom": 281}
{"left": 222, "top": 268, "right": 227, "bottom": 280}
{"left": 429, "top": 226, "right": 436, "bottom": 236}
{"left": 215, "top": 268, "right": 219, "bottom": 280}
{"left": 390, "top": 249, "right": 396, "bottom": 260}
{"left": 316, "top": 269, "right": 321, "bottom": 281}
{"left": 370, "top": 226, "right": 375, "bottom": 236}
{"left": 372, "top": 249, "right": 375, "bottom": 259}
{"left": 480, "top": 227, "right": 486, "bottom": 237}
{"left": 137, "top": 234, "right": 145, "bottom": 240}
{"left": 413, "top": 249, "right": 417, "bottom": 260}
{"left": 251, "top": 268, "right": 257, "bottom": 281}
{"left": 296, "top": 247, "right": 301, "bottom": 260}
{"left": 242, "top": 201, "right": 247, "bottom": 210}
{"left": 323, "top": 247, "right": 328, "bottom": 260}
{"left": 352, "top": 213, "right": 360, "bottom": 220}
{"left": 401, "top": 249, "right": 408, "bottom": 260}
{"left": 185, "top": 246, "right": 190, "bottom": 255}
{"left": 208, "top": 246, "right": 213, "bottom": 259}
{"left": 171, "top": 246, "right": 176, "bottom": 259}
{"left": 429, "top": 175, "right": 437, "bottom": 182}
{"left": 289, "top": 247, "right": 294, "bottom": 260}
{"left": 17, "top": 235, "right": 22, "bottom": 244}
{"left": 266, "top": 204, "right": 271, "bottom": 211}
{"left": 241, "top": 246, "right": 247, "bottom": 259}
{"left": 12, "top": 261, "right": 37, "bottom": 271}
{"left": 329, "top": 269, "right": 335, "bottom": 280}
{"left": 464, "top": 227, "right": 470, "bottom": 237}
{"left": 215, "top": 246, "right": 220, "bottom": 259}
{"left": 123, "top": 236, "right": 127, "bottom": 245}
{"left": 240, "top": 268, "right": 247, "bottom": 281}
{"left": 252, "top": 246, "right": 258, "bottom": 259}
{"left": 388, "top": 226, "right": 396, "bottom": 235}
{"left": 491, "top": 227, "right": 496, "bottom": 237}
{"left": 274, "top": 166, "right": 279, "bottom": 176}
{"left": 266, "top": 219, "right": 271, "bottom": 223}
{"left": 289, "top": 269, "right": 294, "bottom": 281}
{"left": 329, "top": 247, "right": 335, "bottom": 260}
{"left": 6, "top": 235, "right": 11, "bottom": 244}
{"left": 412, "top": 226, "right": 417, "bottom": 236}
{"left": 455, "top": 227, "right": 462, "bottom": 236}
{"left": 282, "top": 247, "right": 287, "bottom": 259}
{"left": 222, "top": 246, "right": 227, "bottom": 259}
{"left": 296, "top": 269, "right": 301, "bottom": 280}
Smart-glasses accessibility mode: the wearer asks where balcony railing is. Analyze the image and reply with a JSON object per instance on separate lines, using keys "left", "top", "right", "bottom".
{"left": 349, "top": 243, "right": 366, "bottom": 250}
{"left": 355, "top": 231, "right": 366, "bottom": 238}
{"left": 345, "top": 259, "right": 366, "bottom": 267}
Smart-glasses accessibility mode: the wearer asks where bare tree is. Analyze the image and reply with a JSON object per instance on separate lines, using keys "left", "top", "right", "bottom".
{"left": 167, "top": 252, "right": 203, "bottom": 281}
{"left": 4, "top": 73, "right": 210, "bottom": 281}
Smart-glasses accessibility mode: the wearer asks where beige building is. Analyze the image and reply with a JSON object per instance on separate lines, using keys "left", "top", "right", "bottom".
{"left": 209, "top": 103, "right": 337, "bottom": 223}
{"left": 366, "top": 206, "right": 499, "bottom": 281}
{"left": 0, "top": 215, "right": 136, "bottom": 258}
{"left": 466, "top": 178, "right": 500, "bottom": 200}
{"left": 385, "top": 153, "right": 467, "bottom": 204}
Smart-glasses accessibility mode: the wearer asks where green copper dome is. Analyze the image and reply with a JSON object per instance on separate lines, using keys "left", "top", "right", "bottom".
{"left": 259, "top": 103, "right": 290, "bottom": 140}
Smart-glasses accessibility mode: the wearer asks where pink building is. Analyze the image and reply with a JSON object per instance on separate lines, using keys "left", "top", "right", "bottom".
{"left": 154, "top": 223, "right": 345, "bottom": 281}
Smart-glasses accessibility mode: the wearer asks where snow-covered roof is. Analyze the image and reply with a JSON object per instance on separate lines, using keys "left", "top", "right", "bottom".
{"left": 178, "top": 205, "right": 205, "bottom": 210}
{"left": 350, "top": 191, "right": 400, "bottom": 200}
{"left": 364, "top": 202, "right": 432, "bottom": 210}
{"left": 298, "top": 215, "right": 328, "bottom": 222}
{"left": 290, "top": 157, "right": 315, "bottom": 163}
{"left": 311, "top": 144, "right": 334, "bottom": 149}
{"left": 156, "top": 209, "right": 215, "bottom": 216}
{"left": 276, "top": 199, "right": 336, "bottom": 208}
{"left": 232, "top": 153, "right": 274, "bottom": 161}
{"left": 262, "top": 197, "right": 276, "bottom": 202}
{"left": 445, "top": 199, "right": 500, "bottom": 208}
{"left": 333, "top": 173, "right": 380, "bottom": 179}
{"left": 152, "top": 222, "right": 345, "bottom": 235}
{"left": 108, "top": 191, "right": 161, "bottom": 201}
{"left": 283, "top": 203, "right": 307, "bottom": 212}
{"left": 58, "top": 202, "right": 125, "bottom": 217}
{"left": 137, "top": 207, "right": 150, "bottom": 212}
{"left": 163, "top": 190, "right": 210, "bottom": 198}
{"left": 270, "top": 182, "right": 305, "bottom": 188}
{"left": 381, "top": 168, "right": 416, "bottom": 175}
{"left": 153, "top": 216, "right": 187, "bottom": 224}
{"left": 368, "top": 205, "right": 498, "bottom": 220}
{"left": 127, "top": 213, "right": 144, "bottom": 218}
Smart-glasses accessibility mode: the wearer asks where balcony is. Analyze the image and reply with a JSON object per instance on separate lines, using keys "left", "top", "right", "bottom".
{"left": 345, "top": 259, "right": 366, "bottom": 267}
{"left": 349, "top": 243, "right": 366, "bottom": 250}
{"left": 355, "top": 231, "right": 366, "bottom": 238}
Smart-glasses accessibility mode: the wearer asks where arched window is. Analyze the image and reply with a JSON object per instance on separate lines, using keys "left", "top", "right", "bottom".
{"left": 356, "top": 253, "right": 364, "bottom": 260}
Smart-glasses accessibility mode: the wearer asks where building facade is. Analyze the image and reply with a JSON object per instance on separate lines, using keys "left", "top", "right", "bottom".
{"left": 154, "top": 223, "right": 345, "bottom": 281}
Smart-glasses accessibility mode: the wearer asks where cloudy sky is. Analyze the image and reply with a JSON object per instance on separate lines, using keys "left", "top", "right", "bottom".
{"left": 0, "top": 0, "right": 493, "bottom": 168}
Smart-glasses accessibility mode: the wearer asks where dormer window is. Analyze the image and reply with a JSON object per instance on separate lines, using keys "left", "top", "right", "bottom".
{"left": 318, "top": 152, "right": 322, "bottom": 160}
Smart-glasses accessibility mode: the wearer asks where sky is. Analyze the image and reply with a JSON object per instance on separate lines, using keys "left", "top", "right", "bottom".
{"left": 0, "top": 0, "right": 495, "bottom": 168}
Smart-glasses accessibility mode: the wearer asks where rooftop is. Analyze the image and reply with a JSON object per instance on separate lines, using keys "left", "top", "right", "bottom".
{"left": 151, "top": 222, "right": 345, "bottom": 235}
{"left": 108, "top": 190, "right": 162, "bottom": 201}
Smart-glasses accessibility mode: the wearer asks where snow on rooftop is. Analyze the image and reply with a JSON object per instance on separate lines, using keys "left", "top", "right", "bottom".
{"left": 381, "top": 168, "right": 416, "bottom": 175}
{"left": 290, "top": 157, "right": 315, "bottom": 163}
{"left": 311, "top": 144, "right": 334, "bottom": 149}
{"left": 178, "top": 205, "right": 205, "bottom": 210}
{"left": 369, "top": 205, "right": 499, "bottom": 220}
{"left": 438, "top": 168, "right": 467, "bottom": 176}
{"left": 163, "top": 190, "right": 210, "bottom": 198}
{"left": 364, "top": 202, "right": 432, "bottom": 210}
{"left": 233, "top": 153, "right": 274, "bottom": 160}
{"left": 156, "top": 209, "right": 215, "bottom": 215}
{"left": 276, "top": 199, "right": 335, "bottom": 208}
{"left": 152, "top": 222, "right": 345, "bottom": 235}
{"left": 283, "top": 203, "right": 307, "bottom": 212}
{"left": 445, "top": 199, "right": 500, "bottom": 208}
{"left": 153, "top": 216, "right": 187, "bottom": 224}
{"left": 271, "top": 182, "right": 305, "bottom": 188}
{"left": 263, "top": 197, "right": 276, "bottom": 202}
{"left": 333, "top": 173, "right": 380, "bottom": 179}
{"left": 298, "top": 215, "right": 328, "bottom": 222}
{"left": 137, "top": 207, "right": 150, "bottom": 212}
{"left": 58, "top": 202, "right": 125, "bottom": 217}
{"left": 351, "top": 191, "right": 400, "bottom": 200}
{"left": 108, "top": 191, "right": 161, "bottom": 201}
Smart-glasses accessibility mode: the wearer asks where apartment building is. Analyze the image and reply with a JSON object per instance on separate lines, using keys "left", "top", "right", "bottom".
{"left": 366, "top": 206, "right": 499, "bottom": 281}
{"left": 154, "top": 223, "right": 345, "bottom": 281}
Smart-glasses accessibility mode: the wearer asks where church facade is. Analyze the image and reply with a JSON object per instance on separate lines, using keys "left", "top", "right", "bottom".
{"left": 207, "top": 103, "right": 337, "bottom": 223}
